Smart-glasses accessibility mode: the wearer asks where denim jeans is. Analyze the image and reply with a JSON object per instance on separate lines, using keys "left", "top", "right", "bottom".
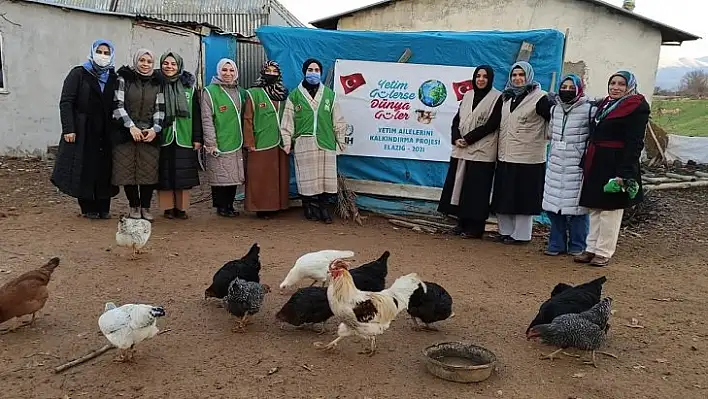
{"left": 546, "top": 212, "right": 589, "bottom": 254}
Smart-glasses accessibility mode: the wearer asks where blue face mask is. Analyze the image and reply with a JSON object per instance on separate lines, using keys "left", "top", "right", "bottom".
{"left": 305, "top": 71, "right": 321, "bottom": 85}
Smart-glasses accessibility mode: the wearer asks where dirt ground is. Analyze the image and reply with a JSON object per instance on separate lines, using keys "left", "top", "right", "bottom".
{"left": 0, "top": 157, "right": 706, "bottom": 399}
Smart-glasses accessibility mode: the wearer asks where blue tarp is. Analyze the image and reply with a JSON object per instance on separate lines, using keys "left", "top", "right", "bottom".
{"left": 255, "top": 26, "right": 565, "bottom": 223}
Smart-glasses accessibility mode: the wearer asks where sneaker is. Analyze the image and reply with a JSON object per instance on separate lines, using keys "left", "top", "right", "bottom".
{"left": 141, "top": 208, "right": 154, "bottom": 221}
{"left": 544, "top": 250, "right": 562, "bottom": 256}
{"left": 568, "top": 250, "right": 584, "bottom": 257}
{"left": 590, "top": 255, "right": 611, "bottom": 267}
{"left": 164, "top": 209, "right": 175, "bottom": 219}
{"left": 174, "top": 210, "right": 188, "bottom": 219}
{"left": 503, "top": 236, "right": 530, "bottom": 245}
{"left": 573, "top": 251, "right": 595, "bottom": 263}
{"left": 85, "top": 212, "right": 100, "bottom": 219}
{"left": 129, "top": 207, "right": 141, "bottom": 219}
{"left": 99, "top": 212, "right": 111, "bottom": 219}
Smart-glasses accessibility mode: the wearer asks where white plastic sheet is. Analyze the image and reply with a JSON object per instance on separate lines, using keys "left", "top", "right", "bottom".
{"left": 664, "top": 134, "right": 708, "bottom": 164}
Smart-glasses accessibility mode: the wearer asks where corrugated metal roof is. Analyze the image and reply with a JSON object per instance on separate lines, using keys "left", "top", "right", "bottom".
{"left": 41, "top": 0, "right": 304, "bottom": 34}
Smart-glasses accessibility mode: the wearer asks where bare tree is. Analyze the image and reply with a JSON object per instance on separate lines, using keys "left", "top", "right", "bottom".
{"left": 679, "top": 70, "right": 708, "bottom": 98}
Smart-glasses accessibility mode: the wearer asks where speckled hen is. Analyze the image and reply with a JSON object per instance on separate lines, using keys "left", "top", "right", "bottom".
{"left": 527, "top": 297, "right": 616, "bottom": 367}
{"left": 223, "top": 277, "right": 270, "bottom": 332}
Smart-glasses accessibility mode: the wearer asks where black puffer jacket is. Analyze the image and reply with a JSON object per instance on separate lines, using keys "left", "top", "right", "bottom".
{"left": 156, "top": 70, "right": 203, "bottom": 190}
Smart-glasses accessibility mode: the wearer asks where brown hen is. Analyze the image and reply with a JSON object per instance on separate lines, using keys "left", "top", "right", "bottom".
{"left": 0, "top": 257, "right": 60, "bottom": 332}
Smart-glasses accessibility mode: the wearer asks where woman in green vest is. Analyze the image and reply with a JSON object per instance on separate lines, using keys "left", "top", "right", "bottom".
{"left": 243, "top": 60, "right": 290, "bottom": 219}
{"left": 280, "top": 58, "right": 348, "bottom": 224}
{"left": 201, "top": 58, "right": 248, "bottom": 217}
{"left": 156, "top": 52, "right": 203, "bottom": 219}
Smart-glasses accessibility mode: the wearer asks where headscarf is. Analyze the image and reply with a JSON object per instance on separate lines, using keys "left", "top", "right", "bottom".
{"left": 160, "top": 52, "right": 190, "bottom": 126}
{"left": 594, "top": 70, "right": 639, "bottom": 123}
{"left": 252, "top": 60, "right": 289, "bottom": 101}
{"left": 557, "top": 74, "right": 585, "bottom": 111}
{"left": 301, "top": 58, "right": 323, "bottom": 96}
{"left": 211, "top": 58, "right": 238, "bottom": 86}
{"left": 471, "top": 65, "right": 494, "bottom": 110}
{"left": 82, "top": 39, "right": 115, "bottom": 90}
{"left": 502, "top": 61, "right": 540, "bottom": 99}
{"left": 132, "top": 48, "right": 155, "bottom": 77}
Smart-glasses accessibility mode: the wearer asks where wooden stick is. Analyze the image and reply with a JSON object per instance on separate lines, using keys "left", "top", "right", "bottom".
{"left": 642, "top": 176, "right": 679, "bottom": 184}
{"left": 665, "top": 172, "right": 697, "bottom": 182}
{"left": 410, "top": 218, "right": 456, "bottom": 229}
{"left": 644, "top": 180, "right": 708, "bottom": 191}
{"left": 54, "top": 344, "right": 114, "bottom": 374}
{"left": 694, "top": 171, "right": 708, "bottom": 178}
{"left": 388, "top": 219, "right": 437, "bottom": 233}
{"left": 646, "top": 123, "right": 667, "bottom": 164}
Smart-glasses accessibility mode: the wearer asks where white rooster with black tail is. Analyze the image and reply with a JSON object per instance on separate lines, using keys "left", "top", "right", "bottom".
{"left": 98, "top": 302, "right": 166, "bottom": 362}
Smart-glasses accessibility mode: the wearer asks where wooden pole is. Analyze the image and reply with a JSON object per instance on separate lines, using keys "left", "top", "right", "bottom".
{"left": 644, "top": 180, "right": 708, "bottom": 191}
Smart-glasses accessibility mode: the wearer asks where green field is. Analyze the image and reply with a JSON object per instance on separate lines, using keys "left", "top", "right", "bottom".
{"left": 651, "top": 98, "right": 708, "bottom": 137}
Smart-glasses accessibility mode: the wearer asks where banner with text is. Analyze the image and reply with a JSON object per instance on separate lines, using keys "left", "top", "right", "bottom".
{"left": 334, "top": 59, "right": 477, "bottom": 162}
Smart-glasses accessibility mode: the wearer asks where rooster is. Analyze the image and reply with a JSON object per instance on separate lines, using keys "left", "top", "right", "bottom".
{"left": 205, "top": 243, "right": 261, "bottom": 299}
{"left": 115, "top": 215, "right": 151, "bottom": 259}
{"left": 98, "top": 302, "right": 166, "bottom": 362}
{"left": 0, "top": 257, "right": 60, "bottom": 332}
{"left": 314, "top": 259, "right": 425, "bottom": 356}
{"left": 279, "top": 249, "right": 355, "bottom": 292}
{"left": 527, "top": 297, "right": 616, "bottom": 368}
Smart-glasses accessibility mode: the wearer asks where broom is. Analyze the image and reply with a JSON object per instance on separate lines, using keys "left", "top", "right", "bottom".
{"left": 336, "top": 174, "right": 363, "bottom": 226}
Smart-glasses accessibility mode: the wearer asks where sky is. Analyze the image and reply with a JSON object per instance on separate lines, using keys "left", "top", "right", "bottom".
{"left": 278, "top": 0, "right": 706, "bottom": 65}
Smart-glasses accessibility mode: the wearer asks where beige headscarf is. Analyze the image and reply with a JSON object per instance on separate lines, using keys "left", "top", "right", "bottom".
{"left": 132, "top": 48, "right": 155, "bottom": 77}
{"left": 211, "top": 58, "right": 238, "bottom": 86}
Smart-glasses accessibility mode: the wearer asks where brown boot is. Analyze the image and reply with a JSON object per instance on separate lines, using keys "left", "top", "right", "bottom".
{"left": 590, "top": 255, "right": 611, "bottom": 267}
{"left": 573, "top": 251, "right": 595, "bottom": 263}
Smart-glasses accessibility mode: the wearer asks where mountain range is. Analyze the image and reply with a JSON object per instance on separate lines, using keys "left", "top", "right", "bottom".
{"left": 656, "top": 56, "right": 708, "bottom": 90}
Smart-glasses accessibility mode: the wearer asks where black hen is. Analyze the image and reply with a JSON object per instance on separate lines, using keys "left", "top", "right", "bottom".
{"left": 407, "top": 281, "right": 453, "bottom": 330}
{"left": 525, "top": 276, "right": 607, "bottom": 337}
{"left": 348, "top": 250, "right": 390, "bottom": 292}
{"left": 205, "top": 243, "right": 261, "bottom": 299}
{"left": 275, "top": 286, "right": 333, "bottom": 333}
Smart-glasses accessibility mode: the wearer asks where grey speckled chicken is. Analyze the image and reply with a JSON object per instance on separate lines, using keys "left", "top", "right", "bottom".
{"left": 223, "top": 277, "right": 271, "bottom": 332}
{"left": 527, "top": 297, "right": 616, "bottom": 368}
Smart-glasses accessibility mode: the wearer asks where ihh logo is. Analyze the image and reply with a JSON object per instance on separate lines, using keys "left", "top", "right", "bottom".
{"left": 344, "top": 124, "right": 354, "bottom": 145}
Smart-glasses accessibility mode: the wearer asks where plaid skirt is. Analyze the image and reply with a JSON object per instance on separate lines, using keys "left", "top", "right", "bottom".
{"left": 293, "top": 136, "right": 337, "bottom": 196}
{"left": 112, "top": 141, "right": 160, "bottom": 186}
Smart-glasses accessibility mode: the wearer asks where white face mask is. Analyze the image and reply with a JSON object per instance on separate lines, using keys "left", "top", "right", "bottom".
{"left": 93, "top": 53, "right": 111, "bottom": 67}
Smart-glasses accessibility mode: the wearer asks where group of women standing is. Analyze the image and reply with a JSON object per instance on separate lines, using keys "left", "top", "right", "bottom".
{"left": 52, "top": 40, "right": 342, "bottom": 222}
{"left": 438, "top": 61, "right": 649, "bottom": 267}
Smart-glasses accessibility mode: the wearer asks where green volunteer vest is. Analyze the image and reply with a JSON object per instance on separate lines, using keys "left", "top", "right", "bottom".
{"left": 205, "top": 84, "right": 245, "bottom": 153}
{"left": 289, "top": 86, "right": 337, "bottom": 151}
{"left": 161, "top": 87, "right": 195, "bottom": 148}
{"left": 247, "top": 87, "right": 284, "bottom": 151}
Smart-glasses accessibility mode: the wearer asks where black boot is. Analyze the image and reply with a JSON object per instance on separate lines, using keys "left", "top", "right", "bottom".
{"left": 302, "top": 197, "right": 314, "bottom": 220}
{"left": 318, "top": 194, "right": 333, "bottom": 224}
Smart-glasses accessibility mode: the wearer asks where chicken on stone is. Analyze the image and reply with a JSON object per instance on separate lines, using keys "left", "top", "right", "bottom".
{"left": 527, "top": 297, "right": 616, "bottom": 368}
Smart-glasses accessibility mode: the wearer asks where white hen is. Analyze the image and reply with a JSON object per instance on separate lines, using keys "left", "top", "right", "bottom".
{"left": 279, "top": 250, "right": 355, "bottom": 291}
{"left": 115, "top": 215, "right": 151, "bottom": 259}
{"left": 98, "top": 302, "right": 166, "bottom": 362}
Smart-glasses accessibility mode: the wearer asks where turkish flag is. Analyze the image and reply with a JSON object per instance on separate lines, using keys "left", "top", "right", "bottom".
{"left": 340, "top": 73, "right": 367, "bottom": 94}
{"left": 452, "top": 80, "right": 474, "bottom": 101}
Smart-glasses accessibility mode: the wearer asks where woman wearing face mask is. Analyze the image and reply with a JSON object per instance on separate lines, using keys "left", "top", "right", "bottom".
{"left": 201, "top": 58, "right": 248, "bottom": 217}
{"left": 542, "top": 74, "right": 594, "bottom": 256}
{"left": 489, "top": 61, "right": 552, "bottom": 244}
{"left": 112, "top": 49, "right": 165, "bottom": 221}
{"left": 280, "top": 58, "right": 348, "bottom": 224}
{"left": 438, "top": 65, "right": 502, "bottom": 238}
{"left": 51, "top": 39, "right": 120, "bottom": 219}
{"left": 243, "top": 60, "right": 290, "bottom": 219}
{"left": 156, "top": 52, "right": 203, "bottom": 220}
{"left": 575, "top": 71, "right": 649, "bottom": 267}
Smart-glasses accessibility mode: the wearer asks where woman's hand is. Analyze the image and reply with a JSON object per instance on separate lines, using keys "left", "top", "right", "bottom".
{"left": 205, "top": 146, "right": 218, "bottom": 156}
{"left": 63, "top": 133, "right": 76, "bottom": 143}
{"left": 142, "top": 129, "right": 157, "bottom": 143}
{"left": 283, "top": 144, "right": 291, "bottom": 154}
{"left": 129, "top": 126, "right": 143, "bottom": 142}
{"left": 455, "top": 138, "right": 468, "bottom": 148}
{"left": 193, "top": 142, "right": 202, "bottom": 150}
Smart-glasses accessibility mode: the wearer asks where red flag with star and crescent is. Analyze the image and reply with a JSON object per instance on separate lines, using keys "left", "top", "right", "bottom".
{"left": 340, "top": 73, "right": 367, "bottom": 94}
{"left": 452, "top": 79, "right": 474, "bottom": 101}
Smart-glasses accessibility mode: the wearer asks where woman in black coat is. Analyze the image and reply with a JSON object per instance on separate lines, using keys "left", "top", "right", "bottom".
{"left": 155, "top": 51, "right": 203, "bottom": 219}
{"left": 575, "top": 70, "right": 650, "bottom": 267}
{"left": 51, "top": 39, "right": 119, "bottom": 219}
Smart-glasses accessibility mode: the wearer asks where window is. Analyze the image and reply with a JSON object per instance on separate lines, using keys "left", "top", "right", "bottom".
{"left": 0, "top": 32, "right": 6, "bottom": 92}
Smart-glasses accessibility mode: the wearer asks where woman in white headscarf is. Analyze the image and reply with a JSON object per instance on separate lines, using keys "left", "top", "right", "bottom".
{"left": 112, "top": 48, "right": 165, "bottom": 221}
{"left": 201, "top": 58, "right": 248, "bottom": 217}
{"left": 489, "top": 61, "right": 552, "bottom": 244}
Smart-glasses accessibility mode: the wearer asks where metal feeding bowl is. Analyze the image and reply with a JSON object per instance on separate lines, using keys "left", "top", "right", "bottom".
{"left": 422, "top": 342, "right": 497, "bottom": 383}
